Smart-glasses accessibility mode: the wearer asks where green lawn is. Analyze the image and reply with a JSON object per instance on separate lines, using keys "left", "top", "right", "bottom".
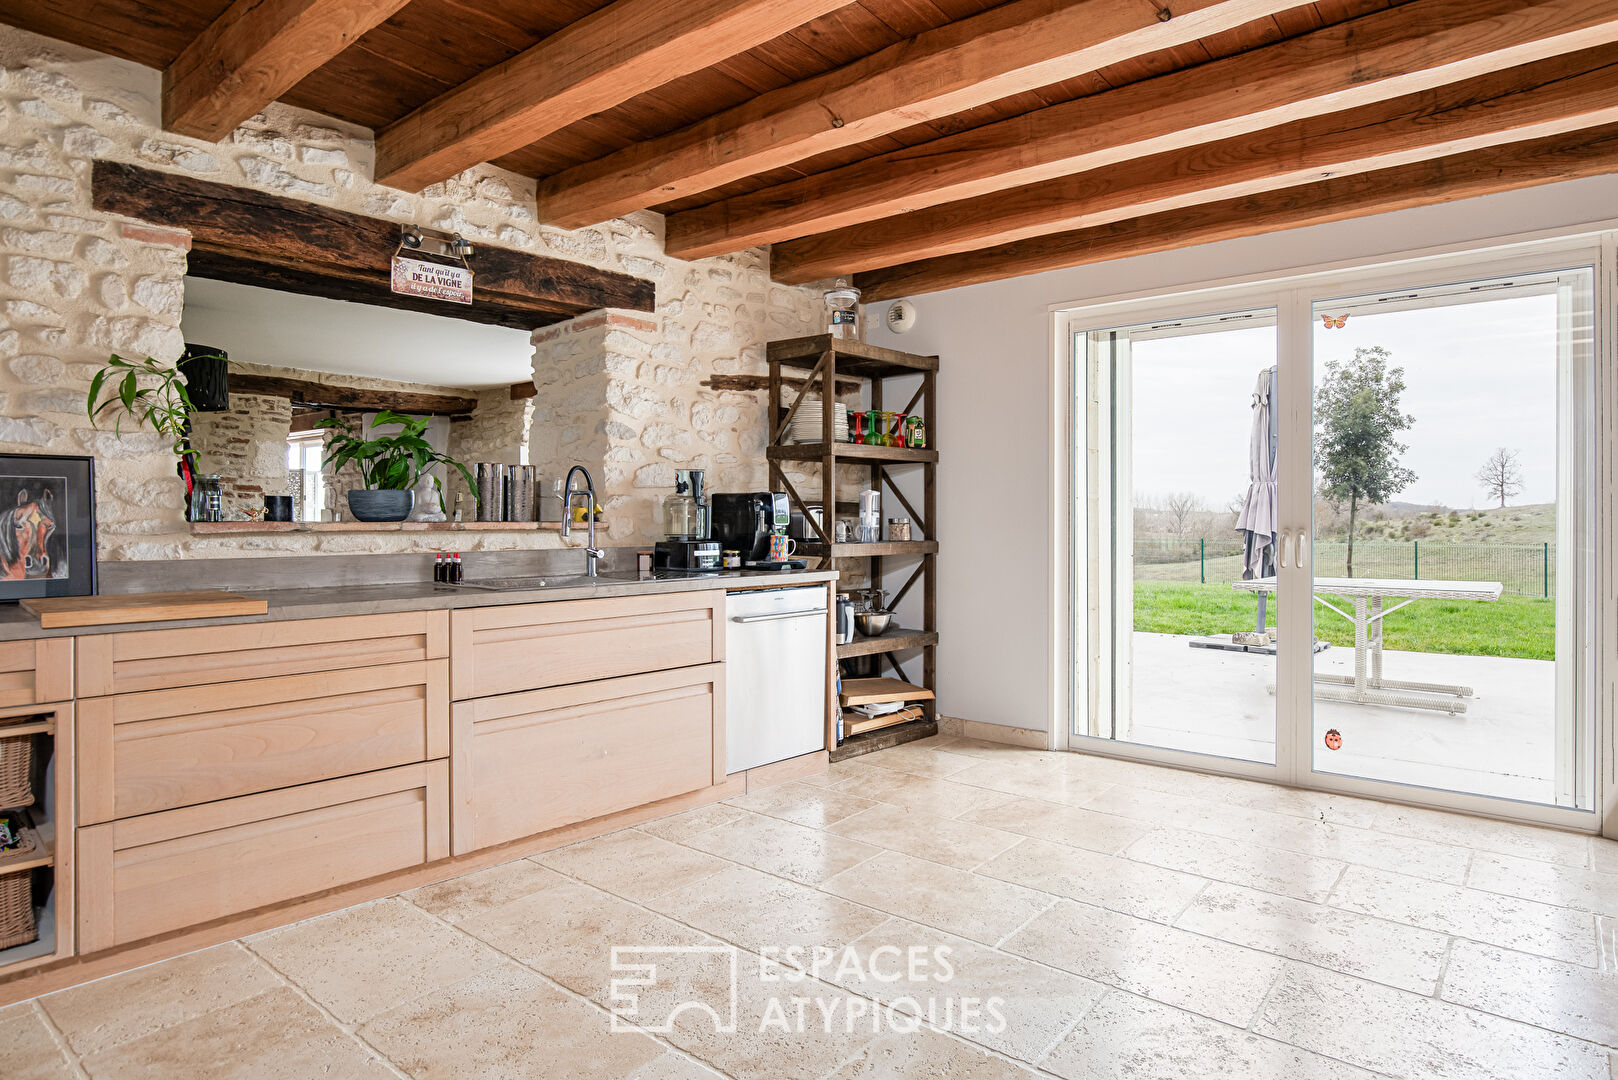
{"left": 1133, "top": 581, "right": 1554, "bottom": 661}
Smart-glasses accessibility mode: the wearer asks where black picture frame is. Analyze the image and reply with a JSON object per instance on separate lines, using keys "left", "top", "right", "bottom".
{"left": 0, "top": 453, "right": 96, "bottom": 602}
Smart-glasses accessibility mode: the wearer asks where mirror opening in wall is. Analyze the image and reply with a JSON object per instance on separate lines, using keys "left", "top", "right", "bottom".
{"left": 176, "top": 278, "right": 545, "bottom": 526}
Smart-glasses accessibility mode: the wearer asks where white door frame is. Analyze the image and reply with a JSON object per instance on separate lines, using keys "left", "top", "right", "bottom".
{"left": 1054, "top": 237, "right": 1610, "bottom": 833}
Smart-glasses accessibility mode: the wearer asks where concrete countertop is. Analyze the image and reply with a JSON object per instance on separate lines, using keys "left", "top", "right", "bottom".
{"left": 0, "top": 569, "right": 840, "bottom": 640}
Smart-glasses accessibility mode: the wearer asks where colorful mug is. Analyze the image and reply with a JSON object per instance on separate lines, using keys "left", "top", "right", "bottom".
{"left": 767, "top": 534, "right": 797, "bottom": 561}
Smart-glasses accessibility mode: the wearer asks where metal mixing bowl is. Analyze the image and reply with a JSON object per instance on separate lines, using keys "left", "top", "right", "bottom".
{"left": 854, "top": 610, "right": 892, "bottom": 636}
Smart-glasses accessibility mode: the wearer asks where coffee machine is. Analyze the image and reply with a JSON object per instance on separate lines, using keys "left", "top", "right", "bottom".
{"left": 711, "top": 492, "right": 791, "bottom": 564}
{"left": 654, "top": 469, "right": 721, "bottom": 571}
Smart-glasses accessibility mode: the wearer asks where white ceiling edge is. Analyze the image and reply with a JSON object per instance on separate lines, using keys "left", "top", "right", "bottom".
{"left": 180, "top": 277, "right": 534, "bottom": 390}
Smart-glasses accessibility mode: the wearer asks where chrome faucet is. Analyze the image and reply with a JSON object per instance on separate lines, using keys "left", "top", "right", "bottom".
{"left": 561, "top": 465, "right": 603, "bottom": 577}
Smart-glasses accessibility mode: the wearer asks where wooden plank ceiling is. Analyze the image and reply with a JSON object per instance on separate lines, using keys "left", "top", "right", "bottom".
{"left": 10, "top": 0, "right": 1618, "bottom": 299}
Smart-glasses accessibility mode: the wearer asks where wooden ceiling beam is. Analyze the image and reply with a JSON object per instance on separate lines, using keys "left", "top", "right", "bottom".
{"left": 668, "top": 0, "right": 1618, "bottom": 261}
{"left": 232, "top": 375, "right": 478, "bottom": 416}
{"left": 372, "top": 0, "right": 853, "bottom": 193}
{"left": 773, "top": 47, "right": 1618, "bottom": 282}
{"left": 163, "top": 0, "right": 410, "bottom": 139}
{"left": 853, "top": 120, "right": 1618, "bottom": 301}
{"left": 533, "top": 0, "right": 1316, "bottom": 230}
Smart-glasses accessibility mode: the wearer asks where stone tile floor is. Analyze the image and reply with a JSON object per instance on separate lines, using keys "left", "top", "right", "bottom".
{"left": 4, "top": 734, "right": 1616, "bottom": 1079}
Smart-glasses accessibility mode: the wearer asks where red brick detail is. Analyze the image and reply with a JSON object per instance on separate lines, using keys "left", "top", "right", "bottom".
{"left": 606, "top": 313, "right": 658, "bottom": 334}
{"left": 120, "top": 223, "right": 192, "bottom": 250}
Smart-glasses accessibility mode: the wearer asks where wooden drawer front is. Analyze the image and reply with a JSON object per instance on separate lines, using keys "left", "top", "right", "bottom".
{"left": 78, "top": 761, "right": 448, "bottom": 952}
{"left": 451, "top": 592, "right": 722, "bottom": 700}
{"left": 75, "top": 611, "right": 449, "bottom": 697}
{"left": 451, "top": 664, "right": 724, "bottom": 854}
{"left": 79, "top": 660, "right": 449, "bottom": 825}
{"left": 0, "top": 638, "right": 71, "bottom": 707}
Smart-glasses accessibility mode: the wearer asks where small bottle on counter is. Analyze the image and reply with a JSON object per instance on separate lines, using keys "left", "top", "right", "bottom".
{"left": 451, "top": 552, "right": 464, "bottom": 583}
{"left": 433, "top": 552, "right": 445, "bottom": 582}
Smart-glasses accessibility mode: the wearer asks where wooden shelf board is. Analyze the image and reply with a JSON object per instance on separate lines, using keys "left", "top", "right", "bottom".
{"left": 192, "top": 521, "right": 570, "bottom": 535}
{"left": 841, "top": 677, "right": 935, "bottom": 707}
{"left": 0, "top": 825, "right": 53, "bottom": 875}
{"left": 803, "top": 541, "right": 938, "bottom": 558}
{"left": 767, "top": 335, "right": 939, "bottom": 379}
{"left": 842, "top": 706, "right": 924, "bottom": 737}
{"left": 830, "top": 716, "right": 939, "bottom": 762}
{"left": 768, "top": 443, "right": 936, "bottom": 463}
{"left": 837, "top": 628, "right": 937, "bottom": 658}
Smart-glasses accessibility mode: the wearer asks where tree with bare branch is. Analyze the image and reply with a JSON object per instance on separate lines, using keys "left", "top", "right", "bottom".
{"left": 1162, "top": 491, "right": 1204, "bottom": 540}
{"left": 1475, "top": 447, "right": 1523, "bottom": 508}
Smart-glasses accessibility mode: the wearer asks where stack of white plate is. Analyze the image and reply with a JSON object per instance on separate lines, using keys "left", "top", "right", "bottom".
{"left": 790, "top": 398, "right": 849, "bottom": 444}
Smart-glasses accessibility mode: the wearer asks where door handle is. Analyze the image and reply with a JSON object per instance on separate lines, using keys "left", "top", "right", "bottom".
{"left": 731, "top": 609, "right": 829, "bottom": 623}
{"left": 1277, "top": 529, "right": 1290, "bottom": 570}
{"left": 1295, "top": 531, "right": 1309, "bottom": 569}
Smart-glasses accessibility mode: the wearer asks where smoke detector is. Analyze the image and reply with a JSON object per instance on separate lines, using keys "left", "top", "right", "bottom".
{"left": 885, "top": 300, "right": 917, "bottom": 334}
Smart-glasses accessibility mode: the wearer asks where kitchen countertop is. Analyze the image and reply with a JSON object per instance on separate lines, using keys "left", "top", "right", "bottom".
{"left": 0, "top": 568, "right": 840, "bottom": 640}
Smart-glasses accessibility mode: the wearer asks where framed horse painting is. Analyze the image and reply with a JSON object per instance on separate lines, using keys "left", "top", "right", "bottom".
{"left": 0, "top": 453, "right": 95, "bottom": 601}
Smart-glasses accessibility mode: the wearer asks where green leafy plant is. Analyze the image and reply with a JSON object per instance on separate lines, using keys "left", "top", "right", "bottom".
{"left": 317, "top": 409, "right": 477, "bottom": 511}
{"left": 85, "top": 353, "right": 217, "bottom": 461}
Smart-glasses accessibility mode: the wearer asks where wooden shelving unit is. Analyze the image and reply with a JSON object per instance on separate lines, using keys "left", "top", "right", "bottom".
{"left": 766, "top": 335, "right": 938, "bottom": 761}
{"left": 0, "top": 701, "right": 74, "bottom": 976}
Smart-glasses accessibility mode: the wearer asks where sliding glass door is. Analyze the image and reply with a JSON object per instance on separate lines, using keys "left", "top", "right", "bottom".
{"left": 1073, "top": 307, "right": 1283, "bottom": 769}
{"left": 1306, "top": 269, "right": 1594, "bottom": 809}
{"left": 1069, "top": 254, "right": 1597, "bottom": 820}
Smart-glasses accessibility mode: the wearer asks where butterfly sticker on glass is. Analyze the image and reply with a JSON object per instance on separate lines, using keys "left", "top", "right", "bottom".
{"left": 1321, "top": 314, "right": 1349, "bottom": 329}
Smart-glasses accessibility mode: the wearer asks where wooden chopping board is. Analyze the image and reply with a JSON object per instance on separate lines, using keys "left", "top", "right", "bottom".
{"left": 21, "top": 590, "right": 269, "bottom": 628}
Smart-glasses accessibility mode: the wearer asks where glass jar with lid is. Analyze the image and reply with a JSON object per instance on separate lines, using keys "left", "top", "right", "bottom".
{"left": 824, "top": 279, "right": 863, "bottom": 341}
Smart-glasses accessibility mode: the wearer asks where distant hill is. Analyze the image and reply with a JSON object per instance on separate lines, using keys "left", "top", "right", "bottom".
{"left": 1332, "top": 502, "right": 1556, "bottom": 545}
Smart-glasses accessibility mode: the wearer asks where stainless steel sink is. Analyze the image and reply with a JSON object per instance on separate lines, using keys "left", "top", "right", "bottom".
{"left": 449, "top": 571, "right": 645, "bottom": 591}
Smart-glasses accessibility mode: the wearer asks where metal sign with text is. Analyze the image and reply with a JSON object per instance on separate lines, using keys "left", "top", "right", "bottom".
{"left": 390, "top": 255, "right": 473, "bottom": 305}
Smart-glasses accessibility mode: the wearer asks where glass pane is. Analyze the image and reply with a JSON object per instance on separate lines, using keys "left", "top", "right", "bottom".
{"left": 1309, "top": 270, "right": 1592, "bottom": 808}
{"left": 1075, "top": 308, "right": 1280, "bottom": 765}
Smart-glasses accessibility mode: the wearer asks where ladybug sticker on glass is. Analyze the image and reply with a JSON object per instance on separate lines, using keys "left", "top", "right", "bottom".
{"left": 1323, "top": 729, "right": 1343, "bottom": 751}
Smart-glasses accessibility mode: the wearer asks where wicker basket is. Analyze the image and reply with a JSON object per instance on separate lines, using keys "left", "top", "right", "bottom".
{"left": 0, "top": 829, "right": 39, "bottom": 950}
{"left": 0, "top": 727, "right": 33, "bottom": 809}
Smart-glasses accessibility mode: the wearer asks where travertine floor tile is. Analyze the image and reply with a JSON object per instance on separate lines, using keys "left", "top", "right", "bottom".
{"left": 854, "top": 743, "right": 981, "bottom": 779}
{"left": 836, "top": 917, "right": 1104, "bottom": 1062}
{"left": 977, "top": 837, "right": 1206, "bottom": 923}
{"left": 1124, "top": 828, "right": 1346, "bottom": 903}
{"left": 829, "top": 769, "right": 1016, "bottom": 820}
{"left": 650, "top": 863, "right": 888, "bottom": 952}
{"left": 455, "top": 876, "right": 712, "bottom": 1002}
{"left": 1371, "top": 802, "right": 1591, "bottom": 867}
{"left": 41, "top": 942, "right": 278, "bottom": 1056}
{"left": 683, "top": 810, "right": 880, "bottom": 884}
{"left": 1040, "top": 990, "right": 1381, "bottom": 1080}
{"left": 0, "top": 1002, "right": 76, "bottom": 1080}
{"left": 820, "top": 850, "right": 1052, "bottom": 947}
{"left": 723, "top": 781, "right": 879, "bottom": 829}
{"left": 247, "top": 897, "right": 502, "bottom": 1025}
{"left": 80, "top": 987, "right": 393, "bottom": 1080}
{"left": 827, "top": 805, "right": 1021, "bottom": 870}
{"left": 537, "top": 828, "right": 730, "bottom": 901}
{"left": 1330, "top": 864, "right": 1597, "bottom": 965}
{"left": 944, "top": 760, "right": 1114, "bottom": 807}
{"left": 637, "top": 802, "right": 748, "bottom": 841}
{"left": 1256, "top": 962, "right": 1611, "bottom": 1080}
{"left": 1467, "top": 850, "right": 1618, "bottom": 918}
{"left": 359, "top": 963, "right": 665, "bottom": 1080}
{"left": 1176, "top": 881, "right": 1448, "bottom": 994}
{"left": 824, "top": 1029, "right": 1042, "bottom": 1079}
{"left": 958, "top": 795, "right": 1151, "bottom": 856}
{"left": 1002, "top": 900, "right": 1284, "bottom": 1027}
{"left": 405, "top": 856, "right": 567, "bottom": 924}
{"left": 1440, "top": 939, "right": 1618, "bottom": 1048}
{"left": 1592, "top": 837, "right": 1618, "bottom": 875}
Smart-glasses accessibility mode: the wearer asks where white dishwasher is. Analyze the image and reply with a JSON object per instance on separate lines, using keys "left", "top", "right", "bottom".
{"left": 725, "top": 586, "right": 828, "bottom": 774}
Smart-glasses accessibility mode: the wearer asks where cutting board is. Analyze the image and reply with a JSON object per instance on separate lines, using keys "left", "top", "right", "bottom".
{"left": 21, "top": 590, "right": 269, "bottom": 628}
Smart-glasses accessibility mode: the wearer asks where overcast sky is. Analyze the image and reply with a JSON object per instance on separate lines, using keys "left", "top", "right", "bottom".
{"left": 1127, "top": 293, "right": 1560, "bottom": 511}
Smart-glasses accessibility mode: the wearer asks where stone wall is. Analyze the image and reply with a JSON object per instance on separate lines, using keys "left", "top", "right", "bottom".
{"left": 188, "top": 390, "right": 293, "bottom": 517}
{"left": 448, "top": 386, "right": 534, "bottom": 518}
{"left": 0, "top": 24, "right": 829, "bottom": 561}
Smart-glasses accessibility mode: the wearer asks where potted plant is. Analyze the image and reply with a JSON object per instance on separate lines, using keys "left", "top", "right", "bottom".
{"left": 318, "top": 410, "right": 476, "bottom": 522}
{"left": 85, "top": 352, "right": 225, "bottom": 519}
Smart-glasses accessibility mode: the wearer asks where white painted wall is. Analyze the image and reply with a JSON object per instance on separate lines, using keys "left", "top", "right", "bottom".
{"left": 865, "top": 174, "right": 1618, "bottom": 738}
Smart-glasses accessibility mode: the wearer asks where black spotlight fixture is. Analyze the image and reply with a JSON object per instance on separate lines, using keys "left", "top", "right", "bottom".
{"left": 179, "top": 343, "right": 230, "bottom": 412}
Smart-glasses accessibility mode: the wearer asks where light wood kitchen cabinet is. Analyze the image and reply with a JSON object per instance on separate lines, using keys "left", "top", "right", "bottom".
{"left": 0, "top": 638, "right": 72, "bottom": 707}
{"left": 450, "top": 663, "right": 725, "bottom": 854}
{"left": 77, "top": 661, "right": 449, "bottom": 824}
{"left": 77, "top": 761, "right": 448, "bottom": 953}
{"left": 75, "top": 612, "right": 448, "bottom": 697}
{"left": 449, "top": 592, "right": 722, "bottom": 700}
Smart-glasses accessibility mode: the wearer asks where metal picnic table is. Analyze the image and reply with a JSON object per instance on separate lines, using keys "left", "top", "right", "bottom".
{"left": 1232, "top": 577, "right": 1504, "bottom": 714}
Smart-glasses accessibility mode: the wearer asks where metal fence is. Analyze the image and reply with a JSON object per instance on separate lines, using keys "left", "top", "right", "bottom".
{"left": 1133, "top": 537, "right": 1554, "bottom": 597}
